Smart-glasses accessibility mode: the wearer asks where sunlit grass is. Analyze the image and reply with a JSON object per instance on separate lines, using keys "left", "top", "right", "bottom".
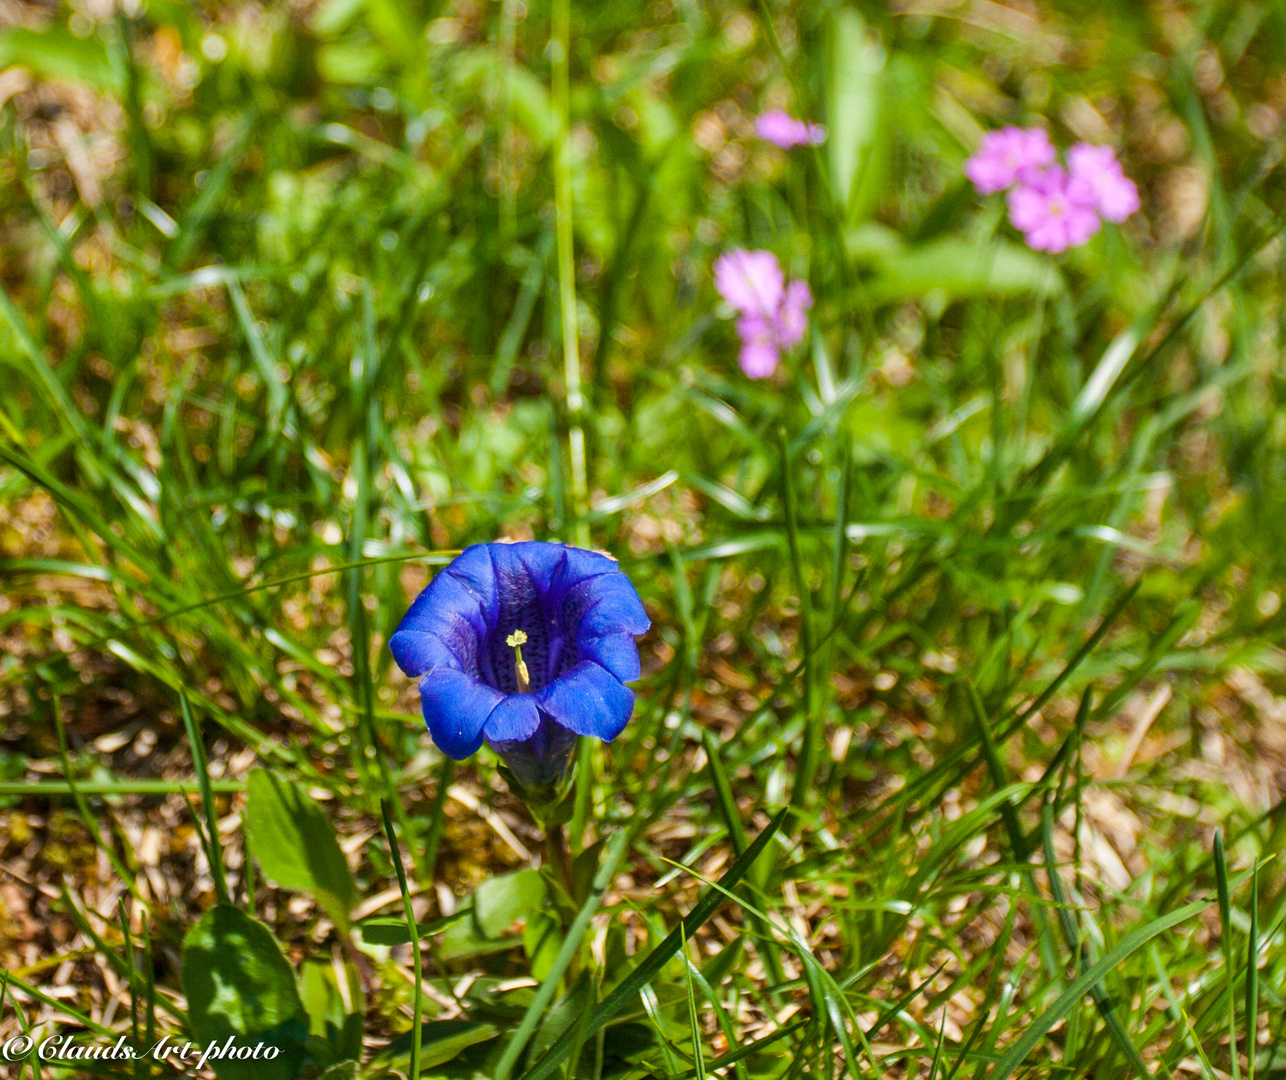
{"left": 1, "top": 1, "right": 1285, "bottom": 1077}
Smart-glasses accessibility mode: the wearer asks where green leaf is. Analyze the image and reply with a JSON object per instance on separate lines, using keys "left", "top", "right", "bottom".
{"left": 522, "top": 909, "right": 563, "bottom": 983}
{"left": 571, "top": 838, "right": 607, "bottom": 905}
{"left": 473, "top": 868, "right": 547, "bottom": 939}
{"left": 376, "top": 1020, "right": 500, "bottom": 1070}
{"left": 356, "top": 911, "right": 464, "bottom": 947}
{"left": 316, "top": 1064, "right": 359, "bottom": 1080}
{"left": 0, "top": 27, "right": 119, "bottom": 93}
{"left": 244, "top": 769, "right": 357, "bottom": 930}
{"left": 827, "top": 9, "right": 884, "bottom": 221}
{"left": 181, "top": 905, "right": 308, "bottom": 1080}
{"left": 866, "top": 240, "right": 1060, "bottom": 302}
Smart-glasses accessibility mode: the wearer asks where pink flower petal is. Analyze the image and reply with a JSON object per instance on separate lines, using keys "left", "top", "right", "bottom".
{"left": 755, "top": 110, "right": 811, "bottom": 149}
{"left": 965, "top": 126, "right": 1056, "bottom": 194}
{"left": 1067, "top": 142, "right": 1140, "bottom": 223}
{"left": 714, "top": 249, "right": 785, "bottom": 318}
{"left": 739, "top": 338, "right": 781, "bottom": 379}
{"left": 774, "top": 279, "right": 813, "bottom": 348}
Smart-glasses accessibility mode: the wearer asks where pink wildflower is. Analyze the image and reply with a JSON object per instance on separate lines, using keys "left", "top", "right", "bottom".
{"left": 1006, "top": 166, "right": 1100, "bottom": 253}
{"left": 1067, "top": 143, "right": 1140, "bottom": 223}
{"left": 755, "top": 109, "right": 827, "bottom": 149}
{"left": 964, "top": 126, "right": 1056, "bottom": 194}
{"left": 714, "top": 249, "right": 813, "bottom": 379}
{"left": 775, "top": 280, "right": 813, "bottom": 349}
{"left": 735, "top": 317, "right": 782, "bottom": 379}
{"left": 714, "top": 249, "right": 783, "bottom": 318}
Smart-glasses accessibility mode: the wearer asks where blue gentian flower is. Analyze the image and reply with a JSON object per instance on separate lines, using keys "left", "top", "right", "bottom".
{"left": 390, "top": 542, "right": 650, "bottom": 790}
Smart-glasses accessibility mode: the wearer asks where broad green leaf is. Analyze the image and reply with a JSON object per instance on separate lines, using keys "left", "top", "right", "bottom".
{"left": 522, "top": 909, "right": 562, "bottom": 983}
{"left": 356, "top": 911, "right": 463, "bottom": 947}
{"left": 827, "top": 9, "right": 884, "bottom": 221}
{"left": 844, "top": 221, "right": 905, "bottom": 262}
{"left": 317, "top": 43, "right": 388, "bottom": 85}
{"left": 571, "top": 838, "right": 607, "bottom": 905}
{"left": 299, "top": 958, "right": 364, "bottom": 1065}
{"left": 313, "top": 0, "right": 366, "bottom": 35}
{"left": 299, "top": 958, "right": 346, "bottom": 1039}
{"left": 0, "top": 27, "right": 118, "bottom": 92}
{"left": 244, "top": 769, "right": 357, "bottom": 930}
{"left": 473, "top": 868, "right": 547, "bottom": 939}
{"left": 181, "top": 905, "right": 308, "bottom": 1080}
{"left": 316, "top": 1064, "right": 359, "bottom": 1080}
{"left": 376, "top": 1020, "right": 500, "bottom": 1070}
{"left": 866, "top": 239, "right": 1060, "bottom": 302}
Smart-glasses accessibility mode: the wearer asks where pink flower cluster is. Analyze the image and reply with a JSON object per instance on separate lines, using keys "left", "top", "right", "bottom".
{"left": 713, "top": 249, "right": 813, "bottom": 379}
{"left": 755, "top": 110, "right": 826, "bottom": 149}
{"left": 965, "top": 127, "right": 1140, "bottom": 253}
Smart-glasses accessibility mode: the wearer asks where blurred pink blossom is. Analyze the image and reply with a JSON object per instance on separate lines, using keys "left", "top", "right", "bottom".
{"left": 735, "top": 317, "right": 782, "bottom": 379}
{"left": 713, "top": 249, "right": 783, "bottom": 318}
{"left": 775, "top": 280, "right": 813, "bottom": 348}
{"left": 1067, "top": 143, "right": 1140, "bottom": 223}
{"left": 1006, "top": 166, "right": 1100, "bottom": 253}
{"left": 964, "top": 126, "right": 1056, "bottom": 194}
{"left": 714, "top": 249, "right": 813, "bottom": 379}
{"left": 755, "top": 109, "right": 827, "bottom": 149}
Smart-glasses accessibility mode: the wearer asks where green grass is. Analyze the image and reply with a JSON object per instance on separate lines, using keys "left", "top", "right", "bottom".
{"left": 2, "top": 0, "right": 1286, "bottom": 1077}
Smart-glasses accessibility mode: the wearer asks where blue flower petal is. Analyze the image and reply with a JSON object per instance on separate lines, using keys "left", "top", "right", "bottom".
{"left": 579, "top": 633, "right": 642, "bottom": 682}
{"left": 567, "top": 575, "right": 650, "bottom": 639}
{"left": 390, "top": 569, "right": 489, "bottom": 678}
{"left": 537, "top": 661, "right": 635, "bottom": 741}
{"left": 419, "top": 670, "right": 504, "bottom": 759}
{"left": 388, "top": 631, "right": 463, "bottom": 677}
{"left": 546, "top": 545, "right": 620, "bottom": 594}
{"left": 482, "top": 694, "right": 541, "bottom": 743}
{"left": 487, "top": 542, "right": 553, "bottom": 609}
{"left": 442, "top": 544, "right": 501, "bottom": 624}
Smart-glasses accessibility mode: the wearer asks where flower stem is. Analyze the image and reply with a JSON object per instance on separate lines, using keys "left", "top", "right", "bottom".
{"left": 545, "top": 821, "right": 575, "bottom": 898}
{"left": 551, "top": 0, "right": 590, "bottom": 548}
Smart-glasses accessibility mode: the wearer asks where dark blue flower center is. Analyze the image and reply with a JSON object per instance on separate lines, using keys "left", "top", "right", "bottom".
{"left": 471, "top": 560, "right": 593, "bottom": 695}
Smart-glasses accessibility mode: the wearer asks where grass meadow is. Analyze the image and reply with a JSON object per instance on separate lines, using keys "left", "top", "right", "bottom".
{"left": 1, "top": 0, "right": 1286, "bottom": 1077}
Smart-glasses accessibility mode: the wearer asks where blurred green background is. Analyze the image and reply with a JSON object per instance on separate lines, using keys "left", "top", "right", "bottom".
{"left": 3, "top": 0, "right": 1286, "bottom": 1076}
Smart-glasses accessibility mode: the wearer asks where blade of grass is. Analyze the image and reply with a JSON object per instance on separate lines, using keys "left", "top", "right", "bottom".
{"left": 681, "top": 926, "right": 708, "bottom": 1080}
{"left": 1247, "top": 861, "right": 1260, "bottom": 1080}
{"left": 673, "top": 1020, "right": 808, "bottom": 1080}
{"left": 180, "top": 689, "right": 229, "bottom": 905}
{"left": 52, "top": 697, "right": 148, "bottom": 910}
{"left": 0, "top": 779, "right": 244, "bottom": 796}
{"left": 380, "top": 798, "right": 422, "bottom": 1080}
{"left": 519, "top": 807, "right": 788, "bottom": 1080}
{"left": 494, "top": 825, "right": 632, "bottom": 1080}
{"left": 778, "top": 429, "right": 818, "bottom": 818}
{"left": 1040, "top": 801, "right": 1151, "bottom": 1080}
{"left": 551, "top": 0, "right": 588, "bottom": 546}
{"left": 990, "top": 869, "right": 1254, "bottom": 1080}
{"left": 1214, "top": 830, "right": 1242, "bottom": 1080}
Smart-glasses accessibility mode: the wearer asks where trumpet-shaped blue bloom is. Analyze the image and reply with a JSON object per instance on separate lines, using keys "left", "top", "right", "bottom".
{"left": 389, "top": 542, "right": 650, "bottom": 787}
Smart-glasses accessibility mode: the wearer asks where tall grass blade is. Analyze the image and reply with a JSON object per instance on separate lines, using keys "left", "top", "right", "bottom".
{"left": 519, "top": 808, "right": 787, "bottom": 1080}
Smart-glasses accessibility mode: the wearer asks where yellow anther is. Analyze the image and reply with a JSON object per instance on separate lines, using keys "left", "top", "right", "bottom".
{"left": 506, "top": 630, "right": 531, "bottom": 692}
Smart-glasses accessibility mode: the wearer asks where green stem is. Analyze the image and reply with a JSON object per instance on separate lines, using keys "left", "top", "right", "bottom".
{"left": 546, "top": 821, "right": 575, "bottom": 899}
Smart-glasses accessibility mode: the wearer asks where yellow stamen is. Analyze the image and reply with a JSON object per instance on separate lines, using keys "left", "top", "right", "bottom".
{"left": 506, "top": 629, "right": 530, "bottom": 693}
